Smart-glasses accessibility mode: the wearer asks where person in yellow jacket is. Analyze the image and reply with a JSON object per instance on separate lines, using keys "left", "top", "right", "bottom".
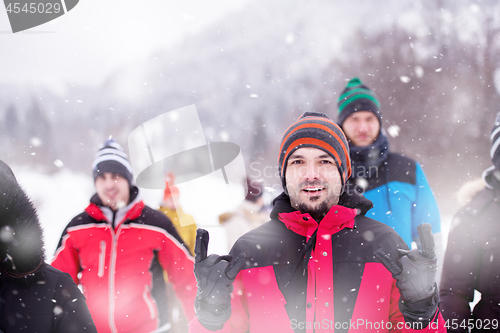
{"left": 158, "top": 173, "right": 198, "bottom": 332}
{"left": 158, "top": 173, "right": 197, "bottom": 255}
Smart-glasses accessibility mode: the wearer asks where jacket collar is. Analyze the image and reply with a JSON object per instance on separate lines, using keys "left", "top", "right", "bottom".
{"left": 271, "top": 191, "right": 372, "bottom": 238}
{"left": 85, "top": 187, "right": 144, "bottom": 229}
{"left": 278, "top": 203, "right": 356, "bottom": 238}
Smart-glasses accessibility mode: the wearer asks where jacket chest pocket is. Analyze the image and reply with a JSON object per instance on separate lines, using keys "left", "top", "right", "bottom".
{"left": 98, "top": 240, "right": 106, "bottom": 278}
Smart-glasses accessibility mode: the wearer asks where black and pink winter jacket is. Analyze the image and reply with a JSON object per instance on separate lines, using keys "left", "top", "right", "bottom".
{"left": 190, "top": 192, "right": 446, "bottom": 333}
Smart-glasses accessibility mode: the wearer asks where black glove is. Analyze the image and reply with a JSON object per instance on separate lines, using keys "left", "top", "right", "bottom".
{"left": 375, "top": 223, "right": 439, "bottom": 326}
{"left": 194, "top": 229, "right": 246, "bottom": 331}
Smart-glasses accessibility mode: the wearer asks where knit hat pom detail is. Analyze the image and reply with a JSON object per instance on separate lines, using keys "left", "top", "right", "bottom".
{"left": 346, "top": 77, "right": 363, "bottom": 88}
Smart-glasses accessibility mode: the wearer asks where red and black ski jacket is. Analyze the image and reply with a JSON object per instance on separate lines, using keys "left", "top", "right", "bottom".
{"left": 190, "top": 192, "right": 445, "bottom": 333}
{"left": 52, "top": 187, "right": 197, "bottom": 333}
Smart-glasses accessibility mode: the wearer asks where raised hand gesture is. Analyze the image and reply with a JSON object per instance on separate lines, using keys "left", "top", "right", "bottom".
{"left": 194, "top": 229, "right": 246, "bottom": 331}
{"left": 375, "top": 223, "right": 439, "bottom": 325}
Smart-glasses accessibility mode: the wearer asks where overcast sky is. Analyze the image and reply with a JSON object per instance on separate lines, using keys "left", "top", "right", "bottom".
{"left": 0, "top": 0, "right": 252, "bottom": 87}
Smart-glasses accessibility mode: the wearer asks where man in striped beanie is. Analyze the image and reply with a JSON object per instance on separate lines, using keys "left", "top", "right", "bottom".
{"left": 90, "top": 138, "right": 134, "bottom": 210}
{"left": 52, "top": 137, "right": 197, "bottom": 333}
{"left": 278, "top": 111, "right": 352, "bottom": 220}
{"left": 190, "top": 111, "right": 446, "bottom": 332}
{"left": 92, "top": 138, "right": 134, "bottom": 188}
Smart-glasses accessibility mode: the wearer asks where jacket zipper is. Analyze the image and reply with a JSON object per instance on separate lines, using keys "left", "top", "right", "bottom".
{"left": 142, "top": 284, "right": 156, "bottom": 320}
{"left": 108, "top": 226, "right": 119, "bottom": 333}
{"left": 98, "top": 240, "right": 106, "bottom": 278}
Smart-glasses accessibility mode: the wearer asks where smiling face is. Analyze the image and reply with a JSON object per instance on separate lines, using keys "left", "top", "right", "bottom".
{"left": 285, "top": 147, "right": 342, "bottom": 221}
{"left": 95, "top": 172, "right": 130, "bottom": 211}
{"left": 342, "top": 111, "right": 380, "bottom": 147}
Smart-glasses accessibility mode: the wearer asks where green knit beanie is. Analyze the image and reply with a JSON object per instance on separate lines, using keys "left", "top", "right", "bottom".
{"left": 337, "top": 77, "right": 382, "bottom": 126}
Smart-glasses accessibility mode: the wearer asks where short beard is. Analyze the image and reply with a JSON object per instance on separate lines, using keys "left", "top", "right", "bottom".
{"left": 297, "top": 200, "right": 329, "bottom": 222}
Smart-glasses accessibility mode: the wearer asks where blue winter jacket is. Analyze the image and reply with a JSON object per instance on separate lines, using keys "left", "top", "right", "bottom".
{"left": 348, "top": 152, "right": 441, "bottom": 247}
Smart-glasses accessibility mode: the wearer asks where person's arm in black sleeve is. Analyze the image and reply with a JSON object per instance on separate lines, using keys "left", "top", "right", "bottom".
{"left": 439, "top": 213, "right": 479, "bottom": 331}
{"left": 53, "top": 272, "right": 98, "bottom": 333}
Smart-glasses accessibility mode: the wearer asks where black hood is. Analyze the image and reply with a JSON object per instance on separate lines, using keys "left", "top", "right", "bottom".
{"left": 270, "top": 191, "right": 373, "bottom": 220}
{"left": 0, "top": 160, "right": 45, "bottom": 276}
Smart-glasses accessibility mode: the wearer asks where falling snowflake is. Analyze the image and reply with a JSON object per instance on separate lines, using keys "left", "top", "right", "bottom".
{"left": 414, "top": 66, "right": 424, "bottom": 78}
{"left": 53, "top": 159, "right": 64, "bottom": 168}
{"left": 53, "top": 305, "right": 63, "bottom": 315}
{"left": 0, "top": 226, "right": 14, "bottom": 243}
{"left": 30, "top": 137, "right": 42, "bottom": 147}
{"left": 399, "top": 76, "right": 411, "bottom": 83}
{"left": 355, "top": 178, "right": 369, "bottom": 190}
{"left": 362, "top": 230, "right": 374, "bottom": 242}
{"left": 387, "top": 125, "right": 400, "bottom": 138}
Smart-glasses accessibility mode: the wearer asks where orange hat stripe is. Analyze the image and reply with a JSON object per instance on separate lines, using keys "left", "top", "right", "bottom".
{"left": 279, "top": 117, "right": 348, "bottom": 159}
{"left": 281, "top": 137, "right": 348, "bottom": 183}
{"left": 279, "top": 123, "right": 349, "bottom": 167}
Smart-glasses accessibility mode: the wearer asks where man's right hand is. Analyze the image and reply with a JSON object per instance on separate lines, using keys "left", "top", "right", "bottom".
{"left": 375, "top": 224, "right": 439, "bottom": 326}
{"left": 194, "top": 229, "right": 246, "bottom": 331}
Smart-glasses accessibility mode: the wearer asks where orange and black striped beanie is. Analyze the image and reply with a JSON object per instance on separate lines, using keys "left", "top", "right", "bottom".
{"left": 278, "top": 112, "right": 351, "bottom": 193}
{"left": 337, "top": 77, "right": 381, "bottom": 126}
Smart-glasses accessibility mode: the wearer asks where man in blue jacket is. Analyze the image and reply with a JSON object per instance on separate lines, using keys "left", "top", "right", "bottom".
{"left": 337, "top": 77, "right": 442, "bottom": 255}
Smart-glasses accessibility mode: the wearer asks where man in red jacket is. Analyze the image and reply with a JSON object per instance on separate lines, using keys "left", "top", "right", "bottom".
{"left": 190, "top": 112, "right": 447, "bottom": 333}
{"left": 52, "top": 138, "right": 197, "bottom": 333}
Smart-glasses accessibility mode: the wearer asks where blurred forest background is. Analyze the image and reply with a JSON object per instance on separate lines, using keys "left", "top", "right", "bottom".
{"left": 1, "top": 0, "right": 499, "bottom": 218}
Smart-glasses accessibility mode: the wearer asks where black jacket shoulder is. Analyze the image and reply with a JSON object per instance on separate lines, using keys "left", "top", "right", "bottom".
{"left": 230, "top": 219, "right": 305, "bottom": 269}
{"left": 133, "top": 205, "right": 185, "bottom": 246}
{"left": 356, "top": 152, "right": 417, "bottom": 191}
{"left": 69, "top": 211, "right": 101, "bottom": 226}
{"left": 385, "top": 152, "right": 417, "bottom": 184}
{"left": 1, "top": 263, "right": 97, "bottom": 333}
{"left": 230, "top": 214, "right": 408, "bottom": 270}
